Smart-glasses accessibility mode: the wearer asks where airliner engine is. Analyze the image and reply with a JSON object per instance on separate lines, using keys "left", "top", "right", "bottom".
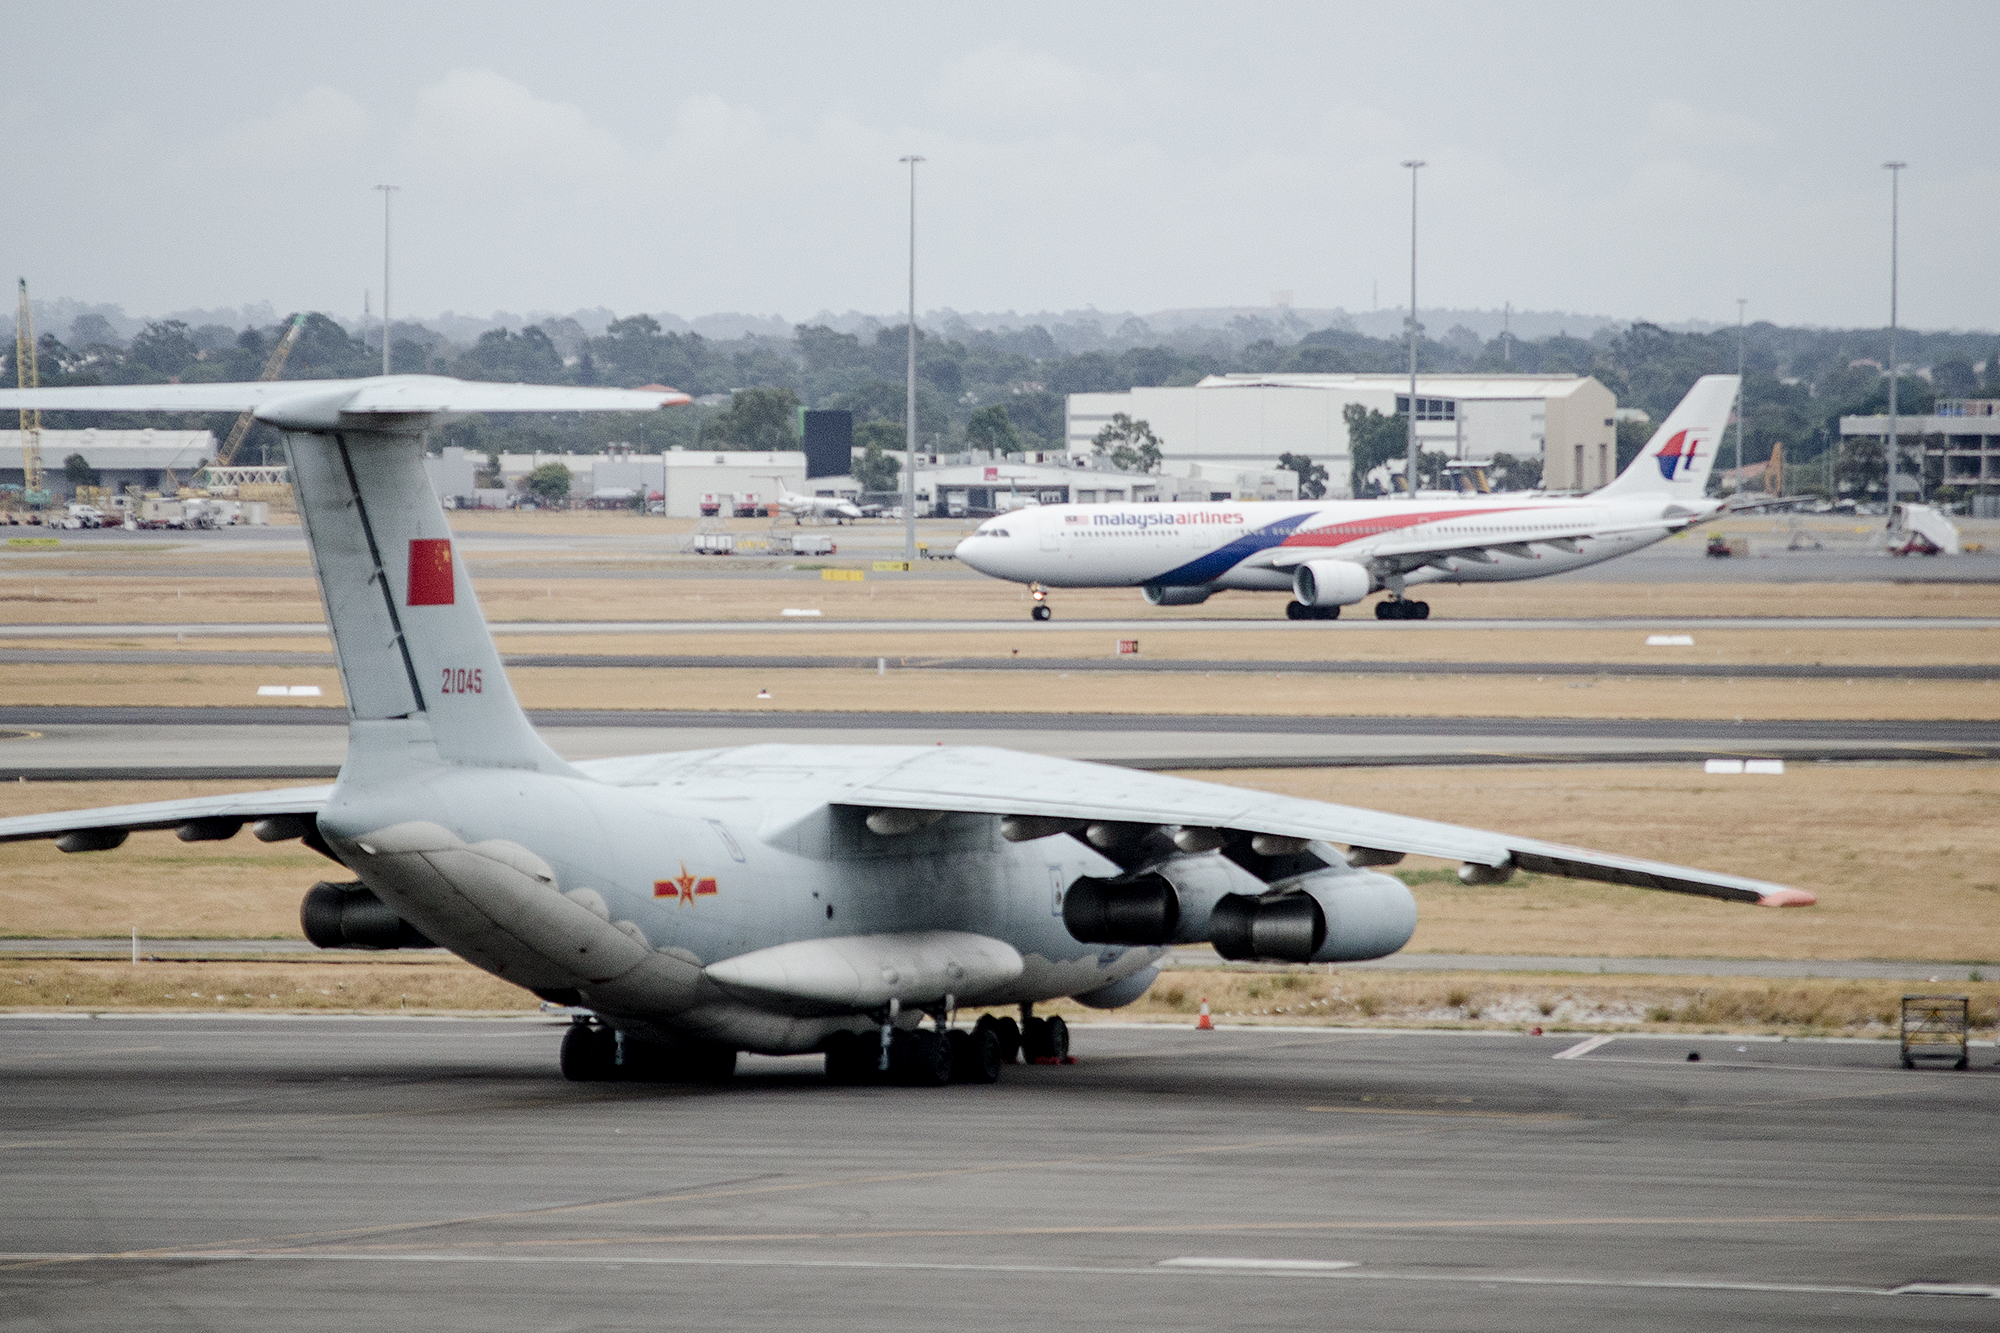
{"left": 1142, "top": 585, "right": 1213, "bottom": 607}
{"left": 300, "top": 880, "right": 435, "bottom": 950}
{"left": 1291, "top": 559, "right": 1372, "bottom": 608}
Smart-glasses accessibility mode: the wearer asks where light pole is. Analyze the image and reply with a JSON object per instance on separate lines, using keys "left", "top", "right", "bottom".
{"left": 1883, "top": 161, "right": 1907, "bottom": 511}
{"left": 1401, "top": 160, "right": 1425, "bottom": 496}
{"left": 375, "top": 184, "right": 399, "bottom": 377}
{"left": 1734, "top": 298, "right": 1747, "bottom": 493}
{"left": 899, "top": 155, "right": 924, "bottom": 562}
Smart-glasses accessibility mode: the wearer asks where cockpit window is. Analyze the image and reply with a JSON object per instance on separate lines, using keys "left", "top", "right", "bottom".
{"left": 978, "top": 526, "right": 1010, "bottom": 537}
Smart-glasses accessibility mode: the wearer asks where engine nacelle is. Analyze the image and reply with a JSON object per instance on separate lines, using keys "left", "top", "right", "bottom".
{"left": 1063, "top": 873, "right": 1179, "bottom": 945}
{"left": 1208, "top": 868, "right": 1416, "bottom": 963}
{"left": 1143, "top": 584, "right": 1213, "bottom": 607}
{"left": 1291, "top": 559, "right": 1372, "bottom": 608}
{"left": 1062, "top": 853, "right": 1269, "bottom": 947}
{"left": 300, "top": 880, "right": 437, "bottom": 950}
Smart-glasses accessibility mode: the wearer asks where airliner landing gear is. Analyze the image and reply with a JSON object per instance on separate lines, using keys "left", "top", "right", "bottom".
{"left": 1030, "top": 585, "right": 1052, "bottom": 621}
{"left": 975, "top": 1012, "right": 1022, "bottom": 1063}
{"left": 1374, "top": 598, "right": 1430, "bottom": 621}
{"left": 1285, "top": 602, "right": 1341, "bottom": 621}
{"left": 561, "top": 1020, "right": 737, "bottom": 1083}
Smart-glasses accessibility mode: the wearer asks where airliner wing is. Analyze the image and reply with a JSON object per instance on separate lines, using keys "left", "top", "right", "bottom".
{"left": 0, "top": 786, "right": 332, "bottom": 846}
{"left": 833, "top": 747, "right": 1810, "bottom": 907}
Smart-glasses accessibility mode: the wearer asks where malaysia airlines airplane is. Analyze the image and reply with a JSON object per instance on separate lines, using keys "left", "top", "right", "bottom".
{"left": 957, "top": 375, "right": 1739, "bottom": 620}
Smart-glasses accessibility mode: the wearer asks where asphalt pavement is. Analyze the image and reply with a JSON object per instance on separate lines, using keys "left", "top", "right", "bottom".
{"left": 2, "top": 1016, "right": 1995, "bottom": 1332}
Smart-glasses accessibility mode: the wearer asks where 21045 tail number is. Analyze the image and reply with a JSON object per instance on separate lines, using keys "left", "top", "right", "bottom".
{"left": 441, "top": 668, "right": 483, "bottom": 695}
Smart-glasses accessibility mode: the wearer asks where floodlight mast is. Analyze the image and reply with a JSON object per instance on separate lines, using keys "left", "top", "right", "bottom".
{"left": 1401, "top": 160, "right": 1425, "bottom": 497}
{"left": 1882, "top": 162, "right": 1907, "bottom": 510}
{"left": 900, "top": 155, "right": 923, "bottom": 561}
{"left": 376, "top": 185, "right": 398, "bottom": 378}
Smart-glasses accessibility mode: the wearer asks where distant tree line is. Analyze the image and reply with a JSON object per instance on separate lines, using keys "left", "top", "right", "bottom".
{"left": 10, "top": 305, "right": 1996, "bottom": 491}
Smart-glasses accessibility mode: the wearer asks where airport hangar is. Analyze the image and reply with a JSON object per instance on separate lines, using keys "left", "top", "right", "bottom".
{"left": 1, "top": 427, "right": 217, "bottom": 501}
{"left": 1066, "top": 373, "right": 1619, "bottom": 497}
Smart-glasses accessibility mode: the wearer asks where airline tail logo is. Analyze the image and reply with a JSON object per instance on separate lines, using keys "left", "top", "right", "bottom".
{"left": 1655, "top": 430, "right": 1700, "bottom": 481}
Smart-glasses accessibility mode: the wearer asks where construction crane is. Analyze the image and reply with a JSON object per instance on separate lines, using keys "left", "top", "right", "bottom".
{"left": 14, "top": 278, "right": 43, "bottom": 502}
{"left": 215, "top": 313, "right": 308, "bottom": 466}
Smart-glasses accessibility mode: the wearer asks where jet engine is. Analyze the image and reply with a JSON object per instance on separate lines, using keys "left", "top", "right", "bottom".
{"left": 1062, "top": 852, "right": 1268, "bottom": 946}
{"left": 300, "top": 880, "right": 436, "bottom": 950}
{"left": 1291, "top": 559, "right": 1372, "bottom": 608}
{"left": 1208, "top": 867, "right": 1416, "bottom": 964}
{"left": 1142, "top": 585, "right": 1213, "bottom": 607}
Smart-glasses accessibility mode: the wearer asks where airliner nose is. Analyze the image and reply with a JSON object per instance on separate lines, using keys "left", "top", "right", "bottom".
{"left": 955, "top": 535, "right": 986, "bottom": 570}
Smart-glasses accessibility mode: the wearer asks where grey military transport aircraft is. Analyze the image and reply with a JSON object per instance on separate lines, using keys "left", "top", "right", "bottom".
{"left": 0, "top": 375, "right": 1814, "bottom": 1086}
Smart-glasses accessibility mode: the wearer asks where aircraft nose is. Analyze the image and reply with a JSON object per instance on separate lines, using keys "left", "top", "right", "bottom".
{"left": 954, "top": 535, "right": 988, "bottom": 570}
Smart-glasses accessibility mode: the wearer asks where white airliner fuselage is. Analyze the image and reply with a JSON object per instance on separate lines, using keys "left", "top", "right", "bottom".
{"left": 957, "top": 375, "right": 1739, "bottom": 619}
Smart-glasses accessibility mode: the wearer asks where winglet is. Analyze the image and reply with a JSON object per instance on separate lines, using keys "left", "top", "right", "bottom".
{"left": 1756, "top": 887, "right": 1817, "bottom": 907}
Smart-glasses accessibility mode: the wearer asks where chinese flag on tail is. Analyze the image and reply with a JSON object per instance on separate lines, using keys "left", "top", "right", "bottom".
{"left": 407, "top": 538, "right": 455, "bottom": 606}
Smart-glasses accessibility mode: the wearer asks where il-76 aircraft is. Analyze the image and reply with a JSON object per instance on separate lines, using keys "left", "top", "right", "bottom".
{"left": 0, "top": 373, "right": 1808, "bottom": 1086}
{"left": 957, "top": 375, "right": 1739, "bottom": 620}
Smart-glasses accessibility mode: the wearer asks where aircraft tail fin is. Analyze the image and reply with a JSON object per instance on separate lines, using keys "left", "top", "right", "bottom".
{"left": 286, "top": 428, "right": 565, "bottom": 775}
{"left": 1596, "top": 374, "right": 1740, "bottom": 499}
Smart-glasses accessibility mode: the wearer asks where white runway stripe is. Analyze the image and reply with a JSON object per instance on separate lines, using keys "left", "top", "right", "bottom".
{"left": 1553, "top": 1034, "right": 1618, "bottom": 1060}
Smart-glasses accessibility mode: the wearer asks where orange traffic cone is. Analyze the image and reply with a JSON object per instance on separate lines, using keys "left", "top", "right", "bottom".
{"left": 1195, "top": 998, "right": 1213, "bottom": 1031}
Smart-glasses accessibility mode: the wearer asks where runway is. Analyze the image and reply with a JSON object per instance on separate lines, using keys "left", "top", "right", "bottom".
{"left": 5, "top": 614, "right": 2000, "bottom": 638}
{"left": 0, "top": 707, "right": 1991, "bottom": 779}
{"left": 2, "top": 1015, "right": 1995, "bottom": 1331}
{"left": 2, "top": 646, "right": 1995, "bottom": 680}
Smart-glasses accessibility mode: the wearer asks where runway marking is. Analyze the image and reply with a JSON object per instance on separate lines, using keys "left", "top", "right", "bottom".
{"left": 1160, "top": 1257, "right": 1359, "bottom": 1271}
{"left": 0, "top": 1246, "right": 1966, "bottom": 1300}
{"left": 1553, "top": 1034, "right": 1616, "bottom": 1060}
{"left": 0, "top": 1044, "right": 162, "bottom": 1061}
{"left": 1306, "top": 1104, "right": 1573, "bottom": 1121}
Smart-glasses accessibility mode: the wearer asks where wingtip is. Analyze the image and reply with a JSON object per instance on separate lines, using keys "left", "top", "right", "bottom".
{"left": 1757, "top": 887, "right": 1817, "bottom": 907}
{"left": 636, "top": 384, "right": 692, "bottom": 406}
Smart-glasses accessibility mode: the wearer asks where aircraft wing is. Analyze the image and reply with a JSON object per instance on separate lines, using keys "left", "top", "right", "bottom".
{"left": 0, "top": 786, "right": 332, "bottom": 846}
{"left": 827, "top": 746, "right": 1811, "bottom": 907}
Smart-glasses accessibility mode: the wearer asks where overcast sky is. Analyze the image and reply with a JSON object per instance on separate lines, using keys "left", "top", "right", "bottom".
{"left": 8, "top": 1, "right": 1995, "bottom": 331}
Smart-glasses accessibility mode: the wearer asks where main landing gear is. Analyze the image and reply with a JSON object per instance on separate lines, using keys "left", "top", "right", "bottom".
{"left": 561, "top": 1020, "right": 737, "bottom": 1083}
{"left": 1285, "top": 602, "right": 1340, "bottom": 621}
{"left": 1374, "top": 598, "right": 1430, "bottom": 620}
{"left": 1030, "top": 584, "right": 1052, "bottom": 621}
{"left": 822, "top": 1004, "right": 1069, "bottom": 1086}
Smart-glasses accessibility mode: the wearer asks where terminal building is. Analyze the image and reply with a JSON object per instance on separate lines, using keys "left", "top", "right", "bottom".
{"left": 453, "top": 448, "right": 808, "bottom": 516}
{"left": 1066, "top": 374, "right": 1618, "bottom": 496}
{"left": 806, "top": 457, "right": 1299, "bottom": 517}
{"left": 1840, "top": 399, "right": 2000, "bottom": 500}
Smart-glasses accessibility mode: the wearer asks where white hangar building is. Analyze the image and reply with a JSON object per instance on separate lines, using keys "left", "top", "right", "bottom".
{"left": 1066, "top": 374, "right": 1619, "bottom": 496}
{"left": 0, "top": 428, "right": 217, "bottom": 499}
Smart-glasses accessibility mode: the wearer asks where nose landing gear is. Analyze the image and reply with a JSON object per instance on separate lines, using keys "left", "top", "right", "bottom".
{"left": 1030, "top": 584, "right": 1052, "bottom": 621}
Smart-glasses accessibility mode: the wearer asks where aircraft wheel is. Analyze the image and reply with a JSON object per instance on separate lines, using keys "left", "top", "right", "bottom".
{"left": 824, "top": 1030, "right": 877, "bottom": 1085}
{"left": 992, "top": 1016, "right": 1022, "bottom": 1063}
{"left": 1412, "top": 601, "right": 1431, "bottom": 620}
{"left": 1020, "top": 1016, "right": 1052, "bottom": 1061}
{"left": 1032, "top": 604, "right": 1053, "bottom": 621}
{"left": 897, "top": 1029, "right": 953, "bottom": 1087}
{"left": 1374, "top": 600, "right": 1398, "bottom": 620}
{"left": 950, "top": 1028, "right": 1003, "bottom": 1084}
{"left": 1045, "top": 1015, "right": 1070, "bottom": 1059}
{"left": 559, "top": 1023, "right": 618, "bottom": 1082}
{"left": 1316, "top": 605, "right": 1341, "bottom": 620}
{"left": 1286, "top": 601, "right": 1310, "bottom": 621}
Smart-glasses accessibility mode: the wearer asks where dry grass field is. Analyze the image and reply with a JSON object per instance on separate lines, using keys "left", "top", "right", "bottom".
{"left": 0, "top": 659, "right": 1988, "bottom": 720}
{"left": 3, "top": 765, "right": 1994, "bottom": 965}
{"left": 3, "top": 568, "right": 1999, "bottom": 624}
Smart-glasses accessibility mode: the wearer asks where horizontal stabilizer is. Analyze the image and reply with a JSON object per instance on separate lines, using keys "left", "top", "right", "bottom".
{"left": 0, "top": 375, "right": 689, "bottom": 429}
